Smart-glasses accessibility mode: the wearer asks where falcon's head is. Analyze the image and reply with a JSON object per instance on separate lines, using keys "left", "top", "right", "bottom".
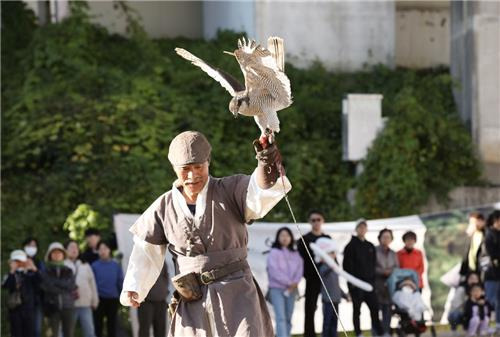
{"left": 229, "top": 95, "right": 250, "bottom": 117}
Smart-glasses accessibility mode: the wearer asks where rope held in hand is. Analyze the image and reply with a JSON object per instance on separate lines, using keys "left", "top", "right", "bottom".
{"left": 273, "top": 156, "right": 349, "bottom": 337}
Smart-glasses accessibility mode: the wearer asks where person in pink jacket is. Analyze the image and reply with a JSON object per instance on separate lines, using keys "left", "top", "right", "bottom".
{"left": 267, "top": 227, "right": 304, "bottom": 337}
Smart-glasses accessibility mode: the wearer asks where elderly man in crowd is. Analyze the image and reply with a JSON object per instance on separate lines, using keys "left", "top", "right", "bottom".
{"left": 121, "top": 131, "right": 291, "bottom": 337}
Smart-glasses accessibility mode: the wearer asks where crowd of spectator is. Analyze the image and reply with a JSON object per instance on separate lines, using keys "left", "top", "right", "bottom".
{"left": 447, "top": 210, "right": 500, "bottom": 336}
{"left": 265, "top": 209, "right": 500, "bottom": 337}
{"left": 3, "top": 209, "right": 500, "bottom": 337}
{"left": 3, "top": 229, "right": 127, "bottom": 337}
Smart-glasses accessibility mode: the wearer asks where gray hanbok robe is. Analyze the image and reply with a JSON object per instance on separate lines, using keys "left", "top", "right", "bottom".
{"left": 121, "top": 171, "right": 291, "bottom": 337}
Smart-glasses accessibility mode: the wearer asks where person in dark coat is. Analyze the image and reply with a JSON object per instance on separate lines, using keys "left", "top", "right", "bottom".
{"left": 41, "top": 242, "right": 77, "bottom": 337}
{"left": 297, "top": 210, "right": 331, "bottom": 337}
{"left": 343, "top": 219, "right": 383, "bottom": 337}
{"left": 484, "top": 210, "right": 500, "bottom": 333}
{"left": 3, "top": 250, "right": 40, "bottom": 337}
{"left": 138, "top": 263, "right": 169, "bottom": 337}
{"left": 80, "top": 228, "right": 101, "bottom": 264}
{"left": 22, "top": 237, "right": 45, "bottom": 337}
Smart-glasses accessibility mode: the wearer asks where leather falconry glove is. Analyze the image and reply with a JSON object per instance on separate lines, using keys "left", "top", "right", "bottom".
{"left": 253, "top": 139, "right": 284, "bottom": 189}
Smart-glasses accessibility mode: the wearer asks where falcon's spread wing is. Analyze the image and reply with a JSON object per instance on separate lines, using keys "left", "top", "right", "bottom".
{"left": 235, "top": 37, "right": 292, "bottom": 109}
{"left": 267, "top": 36, "right": 285, "bottom": 72}
{"left": 175, "top": 48, "right": 245, "bottom": 96}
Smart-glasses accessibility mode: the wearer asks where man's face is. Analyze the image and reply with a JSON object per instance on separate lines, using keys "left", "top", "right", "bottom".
{"left": 356, "top": 223, "right": 367, "bottom": 238}
{"left": 174, "top": 162, "right": 210, "bottom": 196}
{"left": 86, "top": 234, "right": 100, "bottom": 250}
{"left": 309, "top": 213, "right": 324, "bottom": 232}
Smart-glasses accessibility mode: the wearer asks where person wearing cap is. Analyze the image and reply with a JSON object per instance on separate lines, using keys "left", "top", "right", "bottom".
{"left": 41, "top": 242, "right": 77, "bottom": 337}
{"left": 343, "top": 220, "right": 384, "bottom": 337}
{"left": 3, "top": 249, "right": 40, "bottom": 337}
{"left": 121, "top": 131, "right": 291, "bottom": 336}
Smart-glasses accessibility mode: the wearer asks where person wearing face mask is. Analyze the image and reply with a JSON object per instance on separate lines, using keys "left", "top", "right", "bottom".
{"left": 120, "top": 131, "right": 291, "bottom": 337}
{"left": 297, "top": 210, "right": 331, "bottom": 337}
{"left": 397, "top": 231, "right": 424, "bottom": 290}
{"left": 2, "top": 249, "right": 40, "bottom": 337}
{"left": 22, "top": 237, "right": 45, "bottom": 337}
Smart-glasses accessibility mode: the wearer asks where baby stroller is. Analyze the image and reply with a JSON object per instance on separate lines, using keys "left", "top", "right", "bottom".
{"left": 387, "top": 268, "right": 435, "bottom": 337}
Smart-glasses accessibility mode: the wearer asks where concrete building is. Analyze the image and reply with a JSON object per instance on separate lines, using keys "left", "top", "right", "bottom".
{"left": 450, "top": 1, "right": 500, "bottom": 184}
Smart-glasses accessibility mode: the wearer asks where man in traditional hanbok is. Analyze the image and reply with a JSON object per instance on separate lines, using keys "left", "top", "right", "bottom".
{"left": 120, "top": 131, "right": 291, "bottom": 337}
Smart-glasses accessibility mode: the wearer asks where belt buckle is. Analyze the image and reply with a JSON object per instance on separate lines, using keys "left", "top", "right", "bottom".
{"left": 200, "top": 270, "right": 216, "bottom": 285}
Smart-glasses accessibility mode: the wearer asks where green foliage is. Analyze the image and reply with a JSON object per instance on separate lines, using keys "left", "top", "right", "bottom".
{"left": 0, "top": 2, "right": 483, "bottom": 334}
{"left": 355, "top": 88, "right": 481, "bottom": 218}
{"left": 1, "top": 1, "right": 480, "bottom": 261}
{"left": 63, "top": 204, "right": 109, "bottom": 248}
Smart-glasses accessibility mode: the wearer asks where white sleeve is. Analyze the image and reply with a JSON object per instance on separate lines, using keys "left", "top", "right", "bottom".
{"left": 244, "top": 168, "right": 292, "bottom": 222}
{"left": 120, "top": 236, "right": 167, "bottom": 306}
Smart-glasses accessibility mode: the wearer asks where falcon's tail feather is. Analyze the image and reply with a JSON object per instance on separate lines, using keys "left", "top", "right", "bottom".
{"left": 268, "top": 37, "right": 285, "bottom": 72}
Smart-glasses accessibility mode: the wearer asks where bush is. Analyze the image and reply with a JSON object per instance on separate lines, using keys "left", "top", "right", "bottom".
{"left": 1, "top": 0, "right": 480, "bottom": 260}
{"left": 355, "top": 88, "right": 481, "bottom": 218}
{"left": 1, "top": 2, "right": 482, "bottom": 334}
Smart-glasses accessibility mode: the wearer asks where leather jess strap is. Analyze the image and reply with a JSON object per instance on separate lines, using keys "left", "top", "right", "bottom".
{"left": 198, "top": 259, "right": 249, "bottom": 285}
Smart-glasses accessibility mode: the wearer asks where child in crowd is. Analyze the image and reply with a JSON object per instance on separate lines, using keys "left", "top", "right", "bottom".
{"left": 316, "top": 238, "right": 347, "bottom": 337}
{"left": 3, "top": 250, "right": 40, "bottom": 337}
{"left": 463, "top": 283, "right": 492, "bottom": 337}
{"left": 392, "top": 277, "right": 426, "bottom": 321}
{"left": 92, "top": 240, "right": 124, "bottom": 337}
{"left": 41, "top": 242, "right": 77, "bottom": 337}
{"left": 448, "top": 272, "right": 480, "bottom": 333}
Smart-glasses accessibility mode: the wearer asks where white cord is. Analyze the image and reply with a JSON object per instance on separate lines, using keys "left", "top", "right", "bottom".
{"left": 277, "top": 161, "right": 349, "bottom": 337}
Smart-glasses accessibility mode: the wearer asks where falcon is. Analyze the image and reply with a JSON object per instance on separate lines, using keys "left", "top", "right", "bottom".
{"left": 175, "top": 36, "right": 292, "bottom": 143}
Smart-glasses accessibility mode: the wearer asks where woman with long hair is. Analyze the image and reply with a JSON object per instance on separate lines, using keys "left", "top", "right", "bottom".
{"left": 266, "top": 227, "right": 304, "bottom": 337}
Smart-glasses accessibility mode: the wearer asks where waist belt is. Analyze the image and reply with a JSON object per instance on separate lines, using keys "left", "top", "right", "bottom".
{"left": 198, "top": 259, "right": 249, "bottom": 285}
{"left": 171, "top": 258, "right": 249, "bottom": 303}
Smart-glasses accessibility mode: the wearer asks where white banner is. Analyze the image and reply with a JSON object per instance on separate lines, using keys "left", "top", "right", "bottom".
{"left": 114, "top": 214, "right": 431, "bottom": 335}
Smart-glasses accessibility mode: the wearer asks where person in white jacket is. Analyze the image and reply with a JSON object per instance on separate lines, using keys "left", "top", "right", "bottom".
{"left": 65, "top": 240, "right": 99, "bottom": 337}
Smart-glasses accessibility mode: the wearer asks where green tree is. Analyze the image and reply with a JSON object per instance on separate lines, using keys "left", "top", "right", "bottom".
{"left": 355, "top": 89, "right": 481, "bottom": 218}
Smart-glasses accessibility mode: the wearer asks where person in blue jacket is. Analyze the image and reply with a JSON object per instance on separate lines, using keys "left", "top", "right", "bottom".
{"left": 92, "top": 240, "right": 124, "bottom": 337}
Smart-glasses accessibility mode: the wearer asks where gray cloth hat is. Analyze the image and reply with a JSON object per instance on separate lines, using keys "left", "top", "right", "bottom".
{"left": 45, "top": 242, "right": 67, "bottom": 261}
{"left": 168, "top": 131, "right": 212, "bottom": 166}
